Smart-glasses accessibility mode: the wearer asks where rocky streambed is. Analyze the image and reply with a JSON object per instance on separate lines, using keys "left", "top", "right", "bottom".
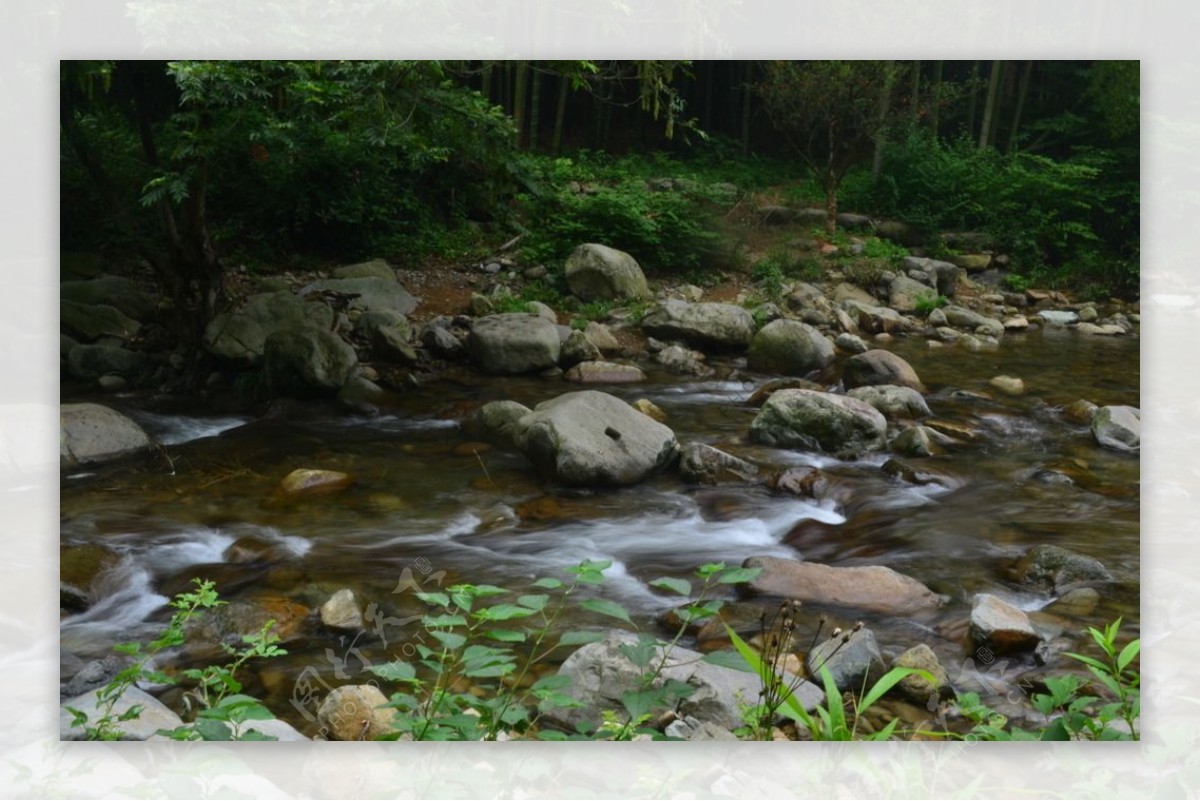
{"left": 59, "top": 243, "right": 1140, "bottom": 740}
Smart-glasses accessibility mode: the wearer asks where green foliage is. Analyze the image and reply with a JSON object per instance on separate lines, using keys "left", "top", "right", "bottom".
{"left": 1002, "top": 273, "right": 1031, "bottom": 293}
{"left": 914, "top": 290, "right": 948, "bottom": 315}
{"left": 863, "top": 129, "right": 1138, "bottom": 296}
{"left": 842, "top": 258, "right": 890, "bottom": 288}
{"left": 959, "top": 618, "right": 1139, "bottom": 742}
{"left": 859, "top": 236, "right": 910, "bottom": 263}
{"left": 515, "top": 152, "right": 729, "bottom": 275}
{"left": 370, "top": 560, "right": 760, "bottom": 741}
{"left": 723, "top": 621, "right": 932, "bottom": 741}
{"left": 66, "top": 579, "right": 287, "bottom": 741}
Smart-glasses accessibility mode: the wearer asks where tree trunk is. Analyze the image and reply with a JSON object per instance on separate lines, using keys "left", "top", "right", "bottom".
{"left": 481, "top": 61, "right": 493, "bottom": 103}
{"left": 552, "top": 74, "right": 568, "bottom": 156}
{"left": 966, "top": 60, "right": 980, "bottom": 139}
{"left": 1007, "top": 60, "right": 1033, "bottom": 152}
{"left": 741, "top": 60, "right": 754, "bottom": 154}
{"left": 824, "top": 119, "right": 838, "bottom": 236}
{"left": 871, "top": 60, "right": 896, "bottom": 183}
{"left": 978, "top": 60, "right": 1002, "bottom": 150}
{"left": 909, "top": 60, "right": 921, "bottom": 125}
{"left": 930, "top": 61, "right": 943, "bottom": 135}
{"left": 528, "top": 67, "right": 542, "bottom": 151}
{"left": 512, "top": 61, "right": 528, "bottom": 148}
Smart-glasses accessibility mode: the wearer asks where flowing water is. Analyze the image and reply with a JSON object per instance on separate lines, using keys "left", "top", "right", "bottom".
{"left": 60, "top": 325, "right": 1140, "bottom": 734}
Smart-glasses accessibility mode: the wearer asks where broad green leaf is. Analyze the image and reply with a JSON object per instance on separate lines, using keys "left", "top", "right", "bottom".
{"left": 579, "top": 598, "right": 632, "bottom": 624}
{"left": 236, "top": 729, "right": 279, "bottom": 741}
{"left": 485, "top": 629, "right": 527, "bottom": 643}
{"left": 415, "top": 592, "right": 450, "bottom": 608}
{"left": 858, "top": 667, "right": 935, "bottom": 713}
{"left": 1117, "top": 639, "right": 1141, "bottom": 672}
{"left": 621, "top": 688, "right": 661, "bottom": 722}
{"left": 467, "top": 584, "right": 509, "bottom": 597}
{"left": 194, "top": 718, "right": 233, "bottom": 741}
{"left": 517, "top": 594, "right": 549, "bottom": 612}
{"left": 532, "top": 577, "right": 564, "bottom": 590}
{"left": 430, "top": 630, "right": 467, "bottom": 650}
{"left": 701, "top": 649, "right": 757, "bottom": 673}
{"left": 473, "top": 603, "right": 537, "bottom": 622}
{"left": 649, "top": 577, "right": 692, "bottom": 596}
{"left": 422, "top": 614, "right": 468, "bottom": 628}
{"left": 557, "top": 630, "right": 605, "bottom": 647}
{"left": 715, "top": 566, "right": 762, "bottom": 585}
{"left": 531, "top": 675, "right": 574, "bottom": 692}
{"left": 371, "top": 662, "right": 417, "bottom": 683}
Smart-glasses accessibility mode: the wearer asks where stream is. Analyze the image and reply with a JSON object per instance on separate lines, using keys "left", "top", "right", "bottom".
{"left": 60, "top": 324, "right": 1140, "bottom": 735}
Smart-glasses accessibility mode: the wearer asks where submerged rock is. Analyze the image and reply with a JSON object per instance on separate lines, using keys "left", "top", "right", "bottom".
{"left": 749, "top": 388, "right": 887, "bottom": 454}
{"left": 847, "top": 385, "right": 931, "bottom": 419}
{"left": 1014, "top": 544, "right": 1112, "bottom": 592}
{"left": 320, "top": 588, "right": 365, "bottom": 631}
{"left": 276, "top": 468, "right": 354, "bottom": 499}
{"left": 742, "top": 556, "right": 941, "bottom": 614}
{"left": 563, "top": 360, "right": 646, "bottom": 383}
{"left": 678, "top": 442, "right": 759, "bottom": 485}
{"left": 464, "top": 400, "right": 531, "bottom": 451}
{"left": 1091, "top": 405, "right": 1140, "bottom": 453}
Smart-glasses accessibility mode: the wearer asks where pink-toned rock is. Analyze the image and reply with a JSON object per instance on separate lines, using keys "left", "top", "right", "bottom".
{"left": 742, "top": 556, "right": 940, "bottom": 614}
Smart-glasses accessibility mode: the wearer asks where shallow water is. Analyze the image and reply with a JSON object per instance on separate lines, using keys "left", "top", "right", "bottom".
{"left": 60, "top": 325, "right": 1140, "bottom": 734}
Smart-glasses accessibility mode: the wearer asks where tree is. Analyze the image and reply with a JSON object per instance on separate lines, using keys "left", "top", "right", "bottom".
{"left": 757, "top": 60, "right": 902, "bottom": 234}
{"left": 61, "top": 60, "right": 517, "bottom": 360}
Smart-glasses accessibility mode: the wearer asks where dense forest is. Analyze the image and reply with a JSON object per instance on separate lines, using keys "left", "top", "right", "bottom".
{"left": 61, "top": 59, "right": 1139, "bottom": 351}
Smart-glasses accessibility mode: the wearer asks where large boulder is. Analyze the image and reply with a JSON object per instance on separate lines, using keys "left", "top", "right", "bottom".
{"left": 846, "top": 385, "right": 931, "bottom": 420}
{"left": 563, "top": 361, "right": 647, "bottom": 383}
{"left": 747, "top": 319, "right": 835, "bottom": 375}
{"left": 354, "top": 310, "right": 414, "bottom": 362}
{"left": 749, "top": 388, "right": 887, "bottom": 454}
{"left": 66, "top": 344, "right": 147, "bottom": 380}
{"left": 333, "top": 258, "right": 395, "bottom": 280}
{"left": 1091, "top": 405, "right": 1140, "bottom": 453}
{"left": 60, "top": 301, "right": 141, "bottom": 342}
{"left": 564, "top": 243, "right": 650, "bottom": 302}
{"left": 301, "top": 276, "right": 418, "bottom": 316}
{"left": 902, "top": 257, "right": 959, "bottom": 297}
{"left": 204, "top": 291, "right": 334, "bottom": 365}
{"left": 888, "top": 275, "right": 937, "bottom": 314}
{"left": 546, "top": 630, "right": 823, "bottom": 734}
{"left": 60, "top": 275, "right": 157, "bottom": 321}
{"left": 641, "top": 300, "right": 756, "bottom": 350}
{"left": 743, "top": 556, "right": 941, "bottom": 614}
{"left": 61, "top": 403, "right": 154, "bottom": 468}
{"left": 61, "top": 686, "right": 184, "bottom": 741}
{"left": 839, "top": 299, "right": 906, "bottom": 334}
{"left": 942, "top": 305, "right": 1004, "bottom": 337}
{"left": 469, "top": 313, "right": 562, "bottom": 375}
{"left": 513, "top": 390, "right": 679, "bottom": 486}
{"left": 263, "top": 328, "right": 358, "bottom": 396}
{"left": 842, "top": 349, "right": 925, "bottom": 392}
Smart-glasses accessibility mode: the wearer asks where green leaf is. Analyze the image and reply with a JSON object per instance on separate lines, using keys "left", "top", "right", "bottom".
{"left": 621, "top": 688, "right": 662, "bottom": 722}
{"left": 485, "top": 629, "right": 527, "bottom": 643}
{"left": 1117, "top": 639, "right": 1141, "bottom": 672}
{"left": 537, "top": 730, "right": 569, "bottom": 741}
{"left": 473, "top": 604, "right": 537, "bottom": 622}
{"left": 557, "top": 630, "right": 605, "bottom": 647}
{"left": 422, "top": 614, "right": 468, "bottom": 628}
{"left": 193, "top": 718, "right": 233, "bottom": 741}
{"left": 467, "top": 584, "right": 509, "bottom": 597}
{"left": 117, "top": 704, "right": 145, "bottom": 722}
{"left": 371, "top": 662, "right": 418, "bottom": 683}
{"left": 531, "top": 675, "right": 574, "bottom": 692}
{"left": 715, "top": 566, "right": 762, "bottom": 585}
{"left": 695, "top": 563, "right": 726, "bottom": 579}
{"left": 235, "top": 729, "right": 279, "bottom": 741}
{"left": 517, "top": 594, "right": 549, "bottom": 612}
{"left": 416, "top": 592, "right": 450, "bottom": 608}
{"left": 701, "top": 649, "right": 758, "bottom": 673}
{"left": 579, "top": 598, "right": 632, "bottom": 624}
{"left": 532, "top": 577, "right": 564, "bottom": 590}
{"left": 649, "top": 577, "right": 692, "bottom": 596}
{"left": 858, "top": 667, "right": 934, "bottom": 713}
{"left": 430, "top": 630, "right": 467, "bottom": 650}
{"left": 618, "top": 633, "right": 658, "bottom": 668}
